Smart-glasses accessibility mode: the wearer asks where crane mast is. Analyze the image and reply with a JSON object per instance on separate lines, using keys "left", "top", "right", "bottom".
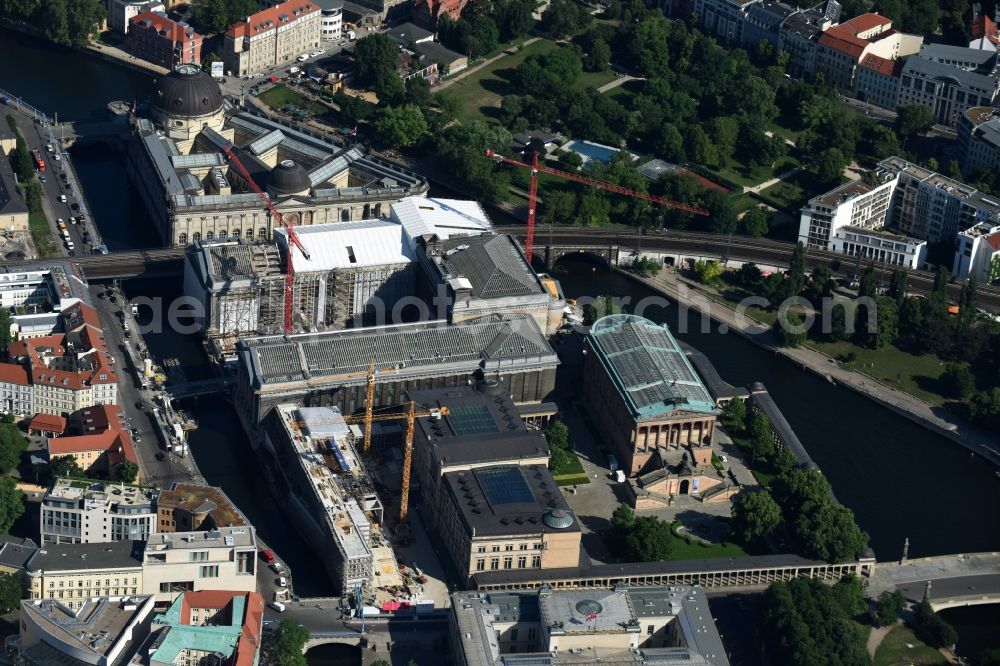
{"left": 222, "top": 144, "right": 311, "bottom": 334}
{"left": 486, "top": 149, "right": 711, "bottom": 261}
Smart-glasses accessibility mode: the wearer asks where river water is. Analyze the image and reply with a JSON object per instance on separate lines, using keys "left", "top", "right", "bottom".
{"left": 2, "top": 26, "right": 995, "bottom": 659}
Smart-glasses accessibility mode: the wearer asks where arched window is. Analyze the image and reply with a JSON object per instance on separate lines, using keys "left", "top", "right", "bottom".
{"left": 232, "top": 228, "right": 240, "bottom": 238}
{"left": 341, "top": 209, "right": 350, "bottom": 221}
{"left": 245, "top": 228, "right": 254, "bottom": 240}
{"left": 178, "top": 233, "right": 188, "bottom": 245}
{"left": 192, "top": 232, "right": 201, "bottom": 242}
{"left": 218, "top": 230, "right": 227, "bottom": 238}
{"left": 259, "top": 226, "right": 267, "bottom": 239}
{"left": 206, "top": 231, "right": 214, "bottom": 240}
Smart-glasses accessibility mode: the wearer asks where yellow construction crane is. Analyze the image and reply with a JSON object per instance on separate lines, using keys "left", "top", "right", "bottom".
{"left": 342, "top": 401, "right": 449, "bottom": 522}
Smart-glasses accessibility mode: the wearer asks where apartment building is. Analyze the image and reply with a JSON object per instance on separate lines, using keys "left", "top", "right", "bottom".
{"left": 693, "top": 0, "right": 758, "bottom": 43}
{"left": 317, "top": 0, "right": 343, "bottom": 41}
{"left": 798, "top": 174, "right": 899, "bottom": 250}
{"left": 126, "top": 11, "right": 203, "bottom": 69}
{"left": 855, "top": 54, "right": 904, "bottom": 109}
{"left": 25, "top": 541, "right": 144, "bottom": 609}
{"left": 222, "top": 0, "right": 321, "bottom": 77}
{"left": 880, "top": 156, "right": 1000, "bottom": 242}
{"left": 953, "top": 221, "right": 1000, "bottom": 281}
{"left": 779, "top": 1, "right": 841, "bottom": 77}
{"left": 0, "top": 363, "right": 32, "bottom": 417}
{"left": 957, "top": 106, "right": 1000, "bottom": 176}
{"left": 156, "top": 483, "right": 249, "bottom": 533}
{"left": 107, "top": 0, "right": 164, "bottom": 33}
{"left": 814, "top": 13, "right": 921, "bottom": 93}
{"left": 45, "top": 404, "right": 137, "bottom": 477}
{"left": 141, "top": 527, "right": 258, "bottom": 603}
{"left": 40, "top": 479, "right": 158, "bottom": 546}
{"left": 898, "top": 45, "right": 1000, "bottom": 126}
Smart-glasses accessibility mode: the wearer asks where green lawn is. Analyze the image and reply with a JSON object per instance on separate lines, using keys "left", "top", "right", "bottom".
{"left": 29, "top": 211, "right": 56, "bottom": 258}
{"left": 874, "top": 626, "right": 947, "bottom": 666}
{"left": 807, "top": 339, "right": 952, "bottom": 406}
{"left": 713, "top": 155, "right": 801, "bottom": 190}
{"left": 753, "top": 170, "right": 835, "bottom": 211}
{"left": 666, "top": 522, "right": 748, "bottom": 561}
{"left": 257, "top": 84, "right": 330, "bottom": 117}
{"left": 446, "top": 39, "right": 559, "bottom": 121}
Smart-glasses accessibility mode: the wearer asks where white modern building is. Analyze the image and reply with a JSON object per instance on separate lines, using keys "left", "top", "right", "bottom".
{"left": 317, "top": 0, "right": 344, "bottom": 41}
{"left": 829, "top": 226, "right": 927, "bottom": 268}
{"left": 140, "top": 526, "right": 258, "bottom": 603}
{"left": 798, "top": 174, "right": 899, "bottom": 250}
{"left": 107, "top": 0, "right": 164, "bottom": 33}
{"left": 40, "top": 480, "right": 159, "bottom": 546}
{"left": 954, "top": 221, "right": 1000, "bottom": 281}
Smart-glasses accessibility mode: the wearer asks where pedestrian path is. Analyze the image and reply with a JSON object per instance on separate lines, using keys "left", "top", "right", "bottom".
{"left": 432, "top": 37, "right": 541, "bottom": 91}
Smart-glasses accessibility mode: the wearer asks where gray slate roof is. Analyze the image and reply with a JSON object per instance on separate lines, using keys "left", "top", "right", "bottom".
{"left": 437, "top": 234, "right": 544, "bottom": 299}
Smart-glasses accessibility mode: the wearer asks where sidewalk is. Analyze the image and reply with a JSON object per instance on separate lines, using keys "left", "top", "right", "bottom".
{"left": 621, "top": 268, "right": 1000, "bottom": 467}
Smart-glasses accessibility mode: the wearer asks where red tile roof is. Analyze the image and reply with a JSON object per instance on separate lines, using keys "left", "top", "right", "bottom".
{"left": 29, "top": 414, "right": 67, "bottom": 434}
{"left": 63, "top": 302, "right": 103, "bottom": 334}
{"left": 819, "top": 25, "right": 869, "bottom": 58}
{"left": 226, "top": 0, "right": 318, "bottom": 39}
{"left": 840, "top": 12, "right": 893, "bottom": 35}
{"left": 971, "top": 15, "right": 999, "bottom": 43}
{"left": 130, "top": 10, "right": 201, "bottom": 43}
{"left": 0, "top": 363, "right": 30, "bottom": 386}
{"left": 986, "top": 232, "right": 1000, "bottom": 251}
{"left": 859, "top": 53, "right": 903, "bottom": 77}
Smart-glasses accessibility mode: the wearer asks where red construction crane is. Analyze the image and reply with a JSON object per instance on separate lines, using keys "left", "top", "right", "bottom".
{"left": 486, "top": 149, "right": 710, "bottom": 259}
{"left": 222, "top": 145, "right": 311, "bottom": 334}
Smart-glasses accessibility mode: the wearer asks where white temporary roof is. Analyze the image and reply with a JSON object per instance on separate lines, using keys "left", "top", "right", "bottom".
{"left": 274, "top": 219, "right": 415, "bottom": 271}
{"left": 390, "top": 196, "right": 493, "bottom": 249}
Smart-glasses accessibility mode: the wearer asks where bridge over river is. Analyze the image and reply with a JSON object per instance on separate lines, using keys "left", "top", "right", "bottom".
{"left": 868, "top": 552, "right": 1000, "bottom": 611}
{"left": 11, "top": 228, "right": 1000, "bottom": 312}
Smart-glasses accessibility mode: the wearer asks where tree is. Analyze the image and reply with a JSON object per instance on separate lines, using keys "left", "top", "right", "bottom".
{"left": 114, "top": 460, "right": 139, "bottom": 484}
{"left": 544, "top": 421, "right": 570, "bottom": 451}
{"left": 436, "top": 121, "right": 512, "bottom": 205}
{"left": 730, "top": 490, "right": 781, "bottom": 546}
{"left": 192, "top": 0, "right": 229, "bottom": 34}
{"left": 858, "top": 295, "right": 897, "bottom": 349}
{"left": 795, "top": 499, "right": 869, "bottom": 561}
{"left": 887, "top": 268, "right": 909, "bottom": 305}
{"left": 353, "top": 33, "right": 400, "bottom": 90}
{"left": 40, "top": 455, "right": 86, "bottom": 486}
{"left": 611, "top": 504, "right": 636, "bottom": 530}
{"left": 582, "top": 303, "right": 599, "bottom": 326}
{"left": 0, "top": 424, "right": 27, "bottom": 474}
{"left": 373, "top": 104, "right": 428, "bottom": 148}
{"left": 748, "top": 412, "right": 775, "bottom": 461}
{"left": 831, "top": 575, "right": 866, "bottom": 618}
{"left": 784, "top": 242, "right": 806, "bottom": 300}
{"left": 970, "top": 387, "right": 1000, "bottom": 426}
{"left": 274, "top": 618, "right": 310, "bottom": 666}
{"left": 858, "top": 262, "right": 877, "bottom": 298}
{"left": 897, "top": 103, "right": 934, "bottom": 138}
{"left": 721, "top": 398, "right": 746, "bottom": 431}
{"left": 940, "top": 362, "right": 976, "bottom": 399}
{"left": 0, "top": 476, "right": 24, "bottom": 534}
{"left": 541, "top": 0, "right": 592, "bottom": 38}
{"left": 654, "top": 122, "right": 685, "bottom": 162}
{"left": 692, "top": 260, "right": 723, "bottom": 284}
{"left": 742, "top": 206, "right": 770, "bottom": 237}
{"left": 624, "top": 516, "right": 673, "bottom": 561}
{"left": 200, "top": 52, "right": 221, "bottom": 74}
{"left": 704, "top": 189, "right": 738, "bottom": 235}
{"left": 583, "top": 38, "right": 611, "bottom": 72}
{"left": 875, "top": 589, "right": 905, "bottom": 627}
{"left": 912, "top": 599, "right": 958, "bottom": 648}
{"left": 0, "top": 571, "right": 21, "bottom": 614}
{"left": 684, "top": 125, "right": 718, "bottom": 166}
{"left": 773, "top": 310, "right": 807, "bottom": 348}
{"left": 812, "top": 147, "right": 847, "bottom": 183}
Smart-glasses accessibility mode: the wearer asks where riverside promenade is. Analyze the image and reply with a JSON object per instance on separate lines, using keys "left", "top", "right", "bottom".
{"left": 617, "top": 267, "right": 1000, "bottom": 467}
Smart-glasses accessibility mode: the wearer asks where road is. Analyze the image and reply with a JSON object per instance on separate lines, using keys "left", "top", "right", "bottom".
{"left": 7, "top": 108, "right": 96, "bottom": 256}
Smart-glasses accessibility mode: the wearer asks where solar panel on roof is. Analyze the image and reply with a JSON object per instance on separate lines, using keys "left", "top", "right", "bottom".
{"left": 476, "top": 467, "right": 533, "bottom": 505}
{"left": 449, "top": 403, "right": 498, "bottom": 435}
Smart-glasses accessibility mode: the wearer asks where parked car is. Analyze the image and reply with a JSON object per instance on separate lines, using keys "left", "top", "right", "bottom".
{"left": 155, "top": 452, "right": 166, "bottom": 461}
{"left": 268, "top": 601, "right": 286, "bottom": 612}
{"left": 271, "top": 562, "right": 284, "bottom": 574}
{"left": 58, "top": 194, "right": 67, "bottom": 203}
{"left": 260, "top": 549, "right": 275, "bottom": 564}
{"left": 135, "top": 400, "right": 145, "bottom": 409}
{"left": 277, "top": 576, "right": 288, "bottom": 588}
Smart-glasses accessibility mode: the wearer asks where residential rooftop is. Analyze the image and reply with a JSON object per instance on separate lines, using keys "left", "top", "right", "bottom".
{"left": 44, "top": 479, "right": 157, "bottom": 509}
{"left": 26, "top": 540, "right": 142, "bottom": 573}
{"left": 586, "top": 315, "right": 717, "bottom": 420}
{"left": 807, "top": 176, "right": 894, "bottom": 208}
{"left": 157, "top": 483, "right": 248, "bottom": 529}
{"left": 145, "top": 526, "right": 256, "bottom": 551}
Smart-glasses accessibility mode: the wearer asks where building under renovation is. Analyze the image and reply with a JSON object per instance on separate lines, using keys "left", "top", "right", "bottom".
{"left": 129, "top": 66, "right": 428, "bottom": 247}
{"left": 265, "top": 404, "right": 391, "bottom": 593}
{"left": 184, "top": 219, "right": 417, "bottom": 357}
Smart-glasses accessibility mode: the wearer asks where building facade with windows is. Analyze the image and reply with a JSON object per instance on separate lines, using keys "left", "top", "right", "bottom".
{"left": 222, "top": 0, "right": 321, "bottom": 76}
{"left": 953, "top": 222, "right": 1000, "bottom": 281}
{"left": 40, "top": 480, "right": 158, "bottom": 546}
{"left": 0, "top": 363, "right": 32, "bottom": 417}
{"left": 107, "top": 0, "right": 164, "bottom": 33}
{"left": 24, "top": 541, "right": 145, "bottom": 610}
{"left": 140, "top": 527, "right": 258, "bottom": 603}
{"left": 829, "top": 225, "right": 928, "bottom": 268}
{"left": 779, "top": 1, "right": 841, "bottom": 77}
{"left": 898, "top": 46, "right": 1000, "bottom": 127}
{"left": 957, "top": 106, "right": 1000, "bottom": 176}
{"left": 798, "top": 174, "right": 899, "bottom": 250}
{"left": 317, "top": 0, "right": 343, "bottom": 41}
{"left": 126, "top": 11, "right": 203, "bottom": 69}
